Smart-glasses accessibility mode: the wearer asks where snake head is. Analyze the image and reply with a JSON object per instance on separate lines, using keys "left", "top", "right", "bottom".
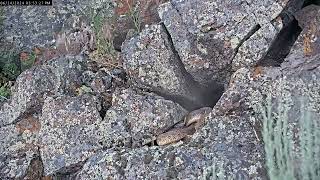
{"left": 184, "top": 107, "right": 212, "bottom": 128}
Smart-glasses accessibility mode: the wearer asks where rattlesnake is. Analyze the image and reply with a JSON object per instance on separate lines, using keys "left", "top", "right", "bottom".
{"left": 156, "top": 107, "right": 212, "bottom": 146}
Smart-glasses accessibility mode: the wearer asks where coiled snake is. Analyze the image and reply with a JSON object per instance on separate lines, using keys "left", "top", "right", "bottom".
{"left": 156, "top": 107, "right": 212, "bottom": 146}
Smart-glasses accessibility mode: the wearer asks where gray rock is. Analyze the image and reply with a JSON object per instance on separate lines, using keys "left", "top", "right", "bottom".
{"left": 99, "top": 88, "right": 188, "bottom": 148}
{"left": 158, "top": 0, "right": 285, "bottom": 84}
{"left": 0, "top": 66, "right": 57, "bottom": 127}
{"left": 38, "top": 94, "right": 104, "bottom": 175}
{"left": 0, "top": 115, "right": 41, "bottom": 179}
{"left": 76, "top": 112, "right": 265, "bottom": 179}
{"left": 0, "top": 55, "right": 86, "bottom": 126}
{"left": 0, "top": 0, "right": 115, "bottom": 52}
{"left": 285, "top": 5, "right": 320, "bottom": 60}
{"left": 81, "top": 69, "right": 113, "bottom": 94}
{"left": 122, "top": 24, "right": 222, "bottom": 110}
{"left": 232, "top": 23, "right": 280, "bottom": 71}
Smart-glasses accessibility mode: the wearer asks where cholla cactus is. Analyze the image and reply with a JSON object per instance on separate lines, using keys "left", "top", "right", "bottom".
{"left": 257, "top": 94, "right": 320, "bottom": 180}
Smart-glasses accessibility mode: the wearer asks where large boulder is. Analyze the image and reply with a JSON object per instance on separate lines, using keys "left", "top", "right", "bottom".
{"left": 99, "top": 88, "right": 188, "bottom": 148}
{"left": 122, "top": 24, "right": 224, "bottom": 110}
{"left": 76, "top": 111, "right": 265, "bottom": 179}
{"left": 158, "top": 0, "right": 292, "bottom": 84}
{"left": 0, "top": 55, "right": 86, "bottom": 126}
{"left": 38, "top": 94, "right": 105, "bottom": 175}
{"left": 0, "top": 114, "right": 41, "bottom": 179}
{"left": 0, "top": 0, "right": 114, "bottom": 52}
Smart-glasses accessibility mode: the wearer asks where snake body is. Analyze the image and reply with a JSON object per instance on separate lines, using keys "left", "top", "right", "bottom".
{"left": 156, "top": 107, "right": 212, "bottom": 146}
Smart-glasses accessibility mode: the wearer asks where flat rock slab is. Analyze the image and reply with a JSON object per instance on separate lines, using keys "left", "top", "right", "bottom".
{"left": 100, "top": 88, "right": 188, "bottom": 148}
{"left": 38, "top": 94, "right": 104, "bottom": 175}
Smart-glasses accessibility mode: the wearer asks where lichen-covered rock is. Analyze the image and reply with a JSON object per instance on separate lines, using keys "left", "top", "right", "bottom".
{"left": 232, "top": 23, "right": 280, "bottom": 71}
{"left": 76, "top": 111, "right": 265, "bottom": 179}
{"left": 38, "top": 94, "right": 104, "bottom": 175}
{"left": 113, "top": 0, "right": 168, "bottom": 50}
{"left": 100, "top": 88, "right": 188, "bottom": 148}
{"left": 285, "top": 5, "right": 320, "bottom": 60}
{"left": 214, "top": 50, "right": 320, "bottom": 179}
{"left": 0, "top": 55, "right": 86, "bottom": 126}
{"left": 54, "top": 25, "right": 96, "bottom": 56}
{"left": 122, "top": 24, "right": 218, "bottom": 110}
{"left": 248, "top": 53, "right": 320, "bottom": 124}
{"left": 0, "top": 114, "right": 41, "bottom": 179}
{"left": 0, "top": 66, "right": 57, "bottom": 126}
{"left": 158, "top": 0, "right": 286, "bottom": 84}
{"left": 81, "top": 69, "right": 112, "bottom": 94}
{"left": 0, "top": 0, "right": 115, "bottom": 52}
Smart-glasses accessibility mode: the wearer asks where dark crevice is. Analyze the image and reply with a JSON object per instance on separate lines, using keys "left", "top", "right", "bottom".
{"left": 256, "top": 18, "right": 302, "bottom": 67}
{"left": 98, "top": 107, "right": 107, "bottom": 119}
{"left": 23, "top": 149, "right": 44, "bottom": 180}
{"left": 255, "top": 0, "right": 307, "bottom": 66}
{"left": 277, "top": 0, "right": 305, "bottom": 26}
{"left": 303, "top": 0, "right": 320, "bottom": 7}
{"left": 232, "top": 24, "right": 261, "bottom": 60}
{"left": 52, "top": 160, "right": 87, "bottom": 179}
{"left": 159, "top": 23, "right": 224, "bottom": 111}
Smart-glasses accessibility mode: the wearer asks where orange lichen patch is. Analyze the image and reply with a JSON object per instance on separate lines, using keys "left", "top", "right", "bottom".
{"left": 190, "top": 58, "right": 205, "bottom": 66}
{"left": 139, "top": 0, "right": 167, "bottom": 25}
{"left": 20, "top": 52, "right": 29, "bottom": 61}
{"left": 223, "top": 40, "right": 232, "bottom": 49}
{"left": 252, "top": 66, "right": 263, "bottom": 80}
{"left": 42, "top": 176, "right": 53, "bottom": 180}
{"left": 303, "top": 34, "right": 313, "bottom": 56}
{"left": 15, "top": 116, "right": 41, "bottom": 134}
{"left": 33, "top": 47, "right": 42, "bottom": 55}
{"left": 303, "top": 23, "right": 318, "bottom": 56}
{"left": 40, "top": 48, "right": 59, "bottom": 63}
{"left": 115, "top": 0, "right": 134, "bottom": 15}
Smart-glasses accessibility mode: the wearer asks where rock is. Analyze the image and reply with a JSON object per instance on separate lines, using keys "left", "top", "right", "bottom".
{"left": 232, "top": 23, "right": 280, "bottom": 71}
{"left": 122, "top": 24, "right": 224, "bottom": 110}
{"left": 0, "top": 114, "right": 41, "bottom": 179}
{"left": 54, "top": 25, "right": 96, "bottom": 56}
{"left": 0, "top": 0, "right": 115, "bottom": 52}
{"left": 0, "top": 66, "right": 57, "bottom": 126}
{"left": 158, "top": 0, "right": 286, "bottom": 84}
{"left": 215, "top": 49, "right": 320, "bottom": 178}
{"left": 81, "top": 69, "right": 112, "bottom": 94}
{"left": 113, "top": 0, "right": 168, "bottom": 50}
{"left": 38, "top": 94, "right": 104, "bottom": 175}
{"left": 100, "top": 88, "right": 188, "bottom": 148}
{"left": 76, "top": 111, "right": 265, "bottom": 179}
{"left": 0, "top": 55, "right": 86, "bottom": 126}
{"left": 286, "top": 5, "right": 320, "bottom": 59}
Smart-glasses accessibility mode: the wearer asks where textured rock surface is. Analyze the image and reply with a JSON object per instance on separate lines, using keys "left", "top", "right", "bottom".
{"left": 1, "top": 0, "right": 320, "bottom": 179}
{"left": 113, "top": 0, "right": 168, "bottom": 50}
{"left": 81, "top": 69, "right": 113, "bottom": 94}
{"left": 286, "top": 5, "right": 320, "bottom": 59}
{"left": 0, "top": 0, "right": 114, "bottom": 52}
{"left": 158, "top": 0, "right": 286, "bottom": 84}
{"left": 100, "top": 88, "right": 188, "bottom": 148}
{"left": 0, "top": 115, "right": 41, "bottom": 179}
{"left": 0, "top": 55, "right": 85, "bottom": 126}
{"left": 76, "top": 112, "right": 265, "bottom": 179}
{"left": 122, "top": 24, "right": 223, "bottom": 110}
{"left": 232, "top": 23, "right": 280, "bottom": 71}
{"left": 38, "top": 94, "right": 104, "bottom": 175}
